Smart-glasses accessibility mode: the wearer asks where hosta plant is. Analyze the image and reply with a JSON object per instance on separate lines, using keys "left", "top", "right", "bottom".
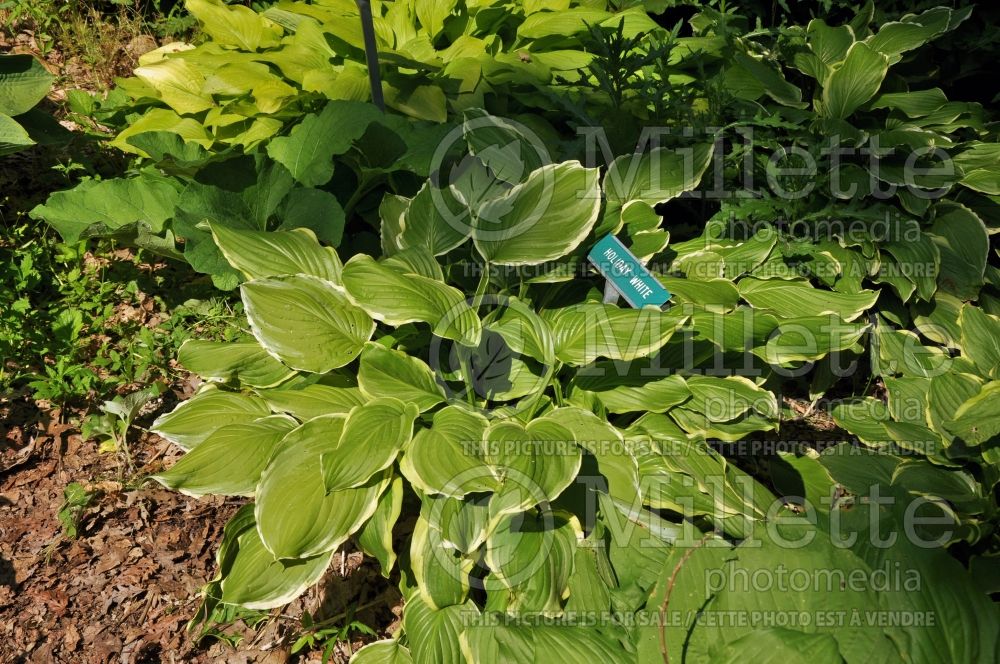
{"left": 147, "top": 127, "right": 999, "bottom": 660}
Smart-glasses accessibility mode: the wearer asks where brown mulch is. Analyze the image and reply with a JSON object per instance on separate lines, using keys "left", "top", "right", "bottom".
{"left": 0, "top": 395, "right": 399, "bottom": 664}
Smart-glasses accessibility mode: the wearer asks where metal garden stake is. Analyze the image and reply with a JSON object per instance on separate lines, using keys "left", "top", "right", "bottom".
{"left": 355, "top": 0, "right": 385, "bottom": 111}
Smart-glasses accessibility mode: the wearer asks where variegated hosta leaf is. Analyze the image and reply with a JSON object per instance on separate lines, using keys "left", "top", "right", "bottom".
{"left": 177, "top": 339, "right": 295, "bottom": 388}
{"left": 356, "top": 476, "right": 405, "bottom": 578}
{"left": 213, "top": 505, "right": 334, "bottom": 611}
{"left": 257, "top": 383, "right": 366, "bottom": 420}
{"left": 320, "top": 397, "right": 418, "bottom": 492}
{"left": 255, "top": 415, "right": 389, "bottom": 559}
{"left": 738, "top": 277, "right": 878, "bottom": 321}
{"left": 151, "top": 415, "right": 296, "bottom": 496}
{"left": 358, "top": 342, "right": 445, "bottom": 411}
{"left": 151, "top": 387, "right": 270, "bottom": 450}
{"left": 210, "top": 223, "right": 342, "bottom": 283}
{"left": 473, "top": 161, "right": 601, "bottom": 266}
{"left": 350, "top": 641, "right": 412, "bottom": 664}
{"left": 242, "top": 274, "right": 375, "bottom": 373}
{"left": 401, "top": 594, "right": 479, "bottom": 664}
{"left": 542, "top": 304, "right": 688, "bottom": 366}
{"left": 341, "top": 254, "right": 481, "bottom": 347}
{"left": 400, "top": 406, "right": 496, "bottom": 498}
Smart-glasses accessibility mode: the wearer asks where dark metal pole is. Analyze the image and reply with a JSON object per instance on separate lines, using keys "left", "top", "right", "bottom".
{"left": 355, "top": 0, "right": 385, "bottom": 112}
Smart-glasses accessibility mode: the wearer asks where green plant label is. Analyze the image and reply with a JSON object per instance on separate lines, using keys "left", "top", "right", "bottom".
{"left": 587, "top": 234, "right": 671, "bottom": 308}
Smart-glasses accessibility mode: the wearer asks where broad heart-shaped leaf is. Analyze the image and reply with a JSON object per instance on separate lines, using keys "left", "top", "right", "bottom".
{"left": 542, "top": 304, "right": 688, "bottom": 366}
{"left": 463, "top": 109, "right": 547, "bottom": 185}
{"left": 256, "top": 415, "right": 389, "bottom": 559}
{"left": 211, "top": 224, "right": 342, "bottom": 283}
{"left": 399, "top": 406, "right": 497, "bottom": 498}
{"left": 484, "top": 511, "right": 579, "bottom": 615}
{"left": 473, "top": 161, "right": 601, "bottom": 266}
{"left": 30, "top": 175, "right": 180, "bottom": 243}
{"left": 0, "top": 54, "right": 54, "bottom": 116}
{"left": 945, "top": 382, "right": 1000, "bottom": 446}
{"left": 178, "top": 340, "right": 294, "bottom": 388}
{"left": 960, "top": 305, "right": 1000, "bottom": 379}
{"left": 356, "top": 475, "right": 404, "bottom": 578}
{"left": 320, "top": 398, "right": 418, "bottom": 492}
{"left": 603, "top": 143, "right": 714, "bottom": 224}
{"left": 341, "top": 254, "right": 481, "bottom": 347}
{"left": 395, "top": 181, "right": 470, "bottom": 256}
{"left": 151, "top": 415, "right": 296, "bottom": 496}
{"left": 266, "top": 101, "right": 382, "bottom": 187}
{"left": 151, "top": 388, "right": 270, "bottom": 450}
{"left": 928, "top": 203, "right": 988, "bottom": 300}
{"left": 483, "top": 417, "right": 582, "bottom": 510}
{"left": 738, "top": 278, "right": 878, "bottom": 321}
{"left": 358, "top": 343, "right": 445, "bottom": 411}
{"left": 350, "top": 641, "right": 412, "bottom": 664}
{"left": 410, "top": 509, "right": 475, "bottom": 609}
{"left": 216, "top": 506, "right": 334, "bottom": 610}
{"left": 242, "top": 274, "right": 374, "bottom": 373}
{"left": 821, "top": 41, "right": 889, "bottom": 120}
{"left": 257, "top": 384, "right": 366, "bottom": 420}
{"left": 187, "top": 0, "right": 282, "bottom": 50}
{"left": 402, "top": 594, "right": 479, "bottom": 664}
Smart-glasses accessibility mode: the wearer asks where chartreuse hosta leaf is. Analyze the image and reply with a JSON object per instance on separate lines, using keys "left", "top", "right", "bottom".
{"left": 928, "top": 202, "right": 989, "bottom": 300}
{"left": 341, "top": 254, "right": 481, "bottom": 347}
{"left": 210, "top": 223, "right": 342, "bottom": 283}
{"left": 257, "top": 383, "right": 366, "bottom": 419}
{"left": 151, "top": 387, "right": 270, "bottom": 450}
{"left": 357, "top": 342, "right": 445, "bottom": 411}
{"left": 761, "top": 315, "right": 870, "bottom": 365}
{"left": 350, "top": 641, "right": 412, "bottom": 664}
{"left": 738, "top": 277, "right": 878, "bottom": 321}
{"left": 461, "top": 622, "right": 633, "bottom": 664}
{"left": 400, "top": 406, "right": 496, "bottom": 498}
{"left": 178, "top": 339, "right": 294, "bottom": 388}
{"left": 242, "top": 274, "right": 375, "bottom": 373}
{"left": 543, "top": 304, "right": 688, "bottom": 366}
{"left": 410, "top": 508, "right": 476, "bottom": 609}
{"left": 255, "top": 415, "right": 390, "bottom": 559}
{"left": 402, "top": 594, "right": 480, "bottom": 664}
{"left": 484, "top": 418, "right": 582, "bottom": 515}
{"left": 151, "top": 415, "right": 296, "bottom": 496}
{"left": 473, "top": 161, "right": 601, "bottom": 266}
{"left": 484, "top": 511, "right": 579, "bottom": 615}
{"left": 393, "top": 181, "right": 471, "bottom": 256}
{"left": 570, "top": 366, "right": 690, "bottom": 414}
{"left": 602, "top": 143, "right": 714, "bottom": 233}
{"left": 320, "top": 398, "right": 418, "bottom": 492}
{"left": 357, "top": 475, "right": 404, "bottom": 578}
{"left": 945, "top": 382, "right": 1000, "bottom": 446}
{"left": 959, "top": 305, "right": 1000, "bottom": 379}
{"left": 212, "top": 505, "right": 332, "bottom": 611}
{"left": 187, "top": 0, "right": 282, "bottom": 50}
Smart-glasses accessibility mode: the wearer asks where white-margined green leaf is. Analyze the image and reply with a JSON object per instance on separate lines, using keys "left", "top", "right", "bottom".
{"left": 959, "top": 304, "right": 1000, "bottom": 379}
{"left": 256, "top": 415, "right": 389, "bottom": 558}
{"left": 399, "top": 406, "right": 496, "bottom": 498}
{"left": 341, "top": 254, "right": 481, "bottom": 347}
{"left": 151, "top": 415, "right": 296, "bottom": 496}
{"left": 927, "top": 203, "right": 988, "bottom": 300}
{"left": 218, "top": 506, "right": 334, "bottom": 610}
{"left": 761, "top": 316, "right": 869, "bottom": 365}
{"left": 151, "top": 387, "right": 270, "bottom": 450}
{"left": 945, "top": 382, "right": 1000, "bottom": 446}
{"left": 321, "top": 397, "right": 418, "bottom": 492}
{"left": 473, "top": 161, "right": 601, "bottom": 266}
{"left": 402, "top": 594, "right": 479, "bottom": 664}
{"left": 257, "top": 384, "right": 366, "bottom": 420}
{"left": 178, "top": 339, "right": 295, "bottom": 388}
{"left": 542, "top": 304, "right": 688, "bottom": 366}
{"left": 211, "top": 223, "right": 342, "bottom": 283}
{"left": 738, "top": 277, "right": 878, "bottom": 321}
{"left": 357, "top": 475, "right": 404, "bottom": 578}
{"left": 242, "top": 274, "right": 375, "bottom": 373}
{"left": 350, "top": 641, "right": 412, "bottom": 664}
{"left": 358, "top": 343, "right": 445, "bottom": 411}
